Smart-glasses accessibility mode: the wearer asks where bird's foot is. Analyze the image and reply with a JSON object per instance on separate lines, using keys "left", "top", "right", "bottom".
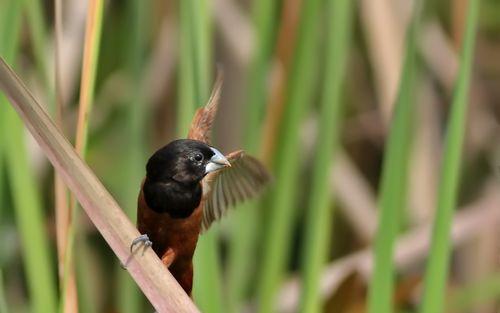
{"left": 121, "top": 234, "right": 153, "bottom": 269}
{"left": 130, "top": 234, "right": 153, "bottom": 253}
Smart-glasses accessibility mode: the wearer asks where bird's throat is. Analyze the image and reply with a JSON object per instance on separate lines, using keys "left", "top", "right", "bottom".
{"left": 143, "top": 178, "right": 202, "bottom": 218}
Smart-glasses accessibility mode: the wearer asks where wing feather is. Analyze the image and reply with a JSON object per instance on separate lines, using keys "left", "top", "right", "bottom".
{"left": 233, "top": 167, "right": 253, "bottom": 197}
{"left": 182, "top": 71, "right": 271, "bottom": 230}
{"left": 201, "top": 151, "right": 271, "bottom": 231}
{"left": 224, "top": 166, "right": 240, "bottom": 205}
{"left": 187, "top": 72, "right": 223, "bottom": 144}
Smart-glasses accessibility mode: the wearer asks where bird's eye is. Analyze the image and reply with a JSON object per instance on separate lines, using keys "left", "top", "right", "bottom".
{"left": 193, "top": 153, "right": 203, "bottom": 162}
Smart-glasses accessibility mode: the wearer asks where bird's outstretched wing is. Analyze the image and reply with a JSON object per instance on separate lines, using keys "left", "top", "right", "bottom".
{"left": 201, "top": 150, "right": 271, "bottom": 231}
{"left": 187, "top": 72, "right": 223, "bottom": 144}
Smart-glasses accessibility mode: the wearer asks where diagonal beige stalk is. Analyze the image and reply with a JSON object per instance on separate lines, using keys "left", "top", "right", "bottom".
{"left": 0, "top": 58, "right": 200, "bottom": 313}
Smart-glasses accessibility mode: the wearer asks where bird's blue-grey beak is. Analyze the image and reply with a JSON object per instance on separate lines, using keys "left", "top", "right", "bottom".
{"left": 205, "top": 147, "right": 231, "bottom": 174}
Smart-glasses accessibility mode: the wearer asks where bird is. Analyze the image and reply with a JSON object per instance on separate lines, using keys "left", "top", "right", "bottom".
{"left": 130, "top": 73, "right": 270, "bottom": 295}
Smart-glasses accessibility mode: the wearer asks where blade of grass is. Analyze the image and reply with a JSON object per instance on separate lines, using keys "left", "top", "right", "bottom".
{"left": 0, "top": 4, "right": 8, "bottom": 311}
{"left": 3, "top": 101, "right": 59, "bottom": 313}
{"left": 74, "top": 235, "right": 98, "bottom": 313}
{"left": 256, "top": 0, "right": 323, "bottom": 311}
{"left": 177, "top": 0, "right": 197, "bottom": 135}
{"left": 193, "top": 230, "right": 223, "bottom": 312}
{"left": 22, "top": 0, "right": 51, "bottom": 97}
{"left": 0, "top": 57, "right": 201, "bottom": 313}
{"left": 0, "top": 1, "right": 58, "bottom": 312}
{"left": 419, "top": 0, "right": 480, "bottom": 312}
{"left": 190, "top": 0, "right": 211, "bottom": 104}
{"left": 243, "top": 0, "right": 279, "bottom": 154}
{"left": 226, "top": 0, "right": 279, "bottom": 309}
{"left": 0, "top": 269, "right": 8, "bottom": 313}
{"left": 298, "top": 0, "right": 353, "bottom": 312}
{"left": 0, "top": 148, "right": 2, "bottom": 223}
{"left": 117, "top": 1, "right": 149, "bottom": 313}
{"left": 367, "top": 1, "right": 423, "bottom": 313}
{"left": 179, "top": 1, "right": 224, "bottom": 312}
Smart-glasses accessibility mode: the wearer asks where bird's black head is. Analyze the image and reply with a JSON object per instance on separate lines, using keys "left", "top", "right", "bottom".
{"left": 146, "top": 139, "right": 230, "bottom": 186}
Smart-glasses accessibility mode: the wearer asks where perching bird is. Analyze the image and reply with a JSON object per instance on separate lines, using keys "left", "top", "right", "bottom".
{"left": 132, "top": 74, "right": 270, "bottom": 295}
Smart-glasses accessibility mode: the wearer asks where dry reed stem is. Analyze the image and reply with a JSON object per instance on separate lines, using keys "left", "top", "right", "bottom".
{"left": 331, "top": 152, "right": 377, "bottom": 242}
{"left": 260, "top": 0, "right": 301, "bottom": 165}
{"left": 421, "top": 21, "right": 459, "bottom": 91}
{"left": 360, "top": 0, "right": 405, "bottom": 124}
{"left": 54, "top": 0, "right": 78, "bottom": 311}
{"left": 408, "top": 79, "right": 440, "bottom": 224}
{"left": 213, "top": 0, "right": 254, "bottom": 66}
{"left": 75, "top": 0, "right": 102, "bottom": 153}
{"left": 300, "top": 117, "right": 377, "bottom": 242}
{"left": 452, "top": 0, "right": 467, "bottom": 49}
{"left": 68, "top": 2, "right": 103, "bottom": 308}
{"left": 145, "top": 18, "right": 177, "bottom": 106}
{"left": 0, "top": 58, "right": 200, "bottom": 313}
{"left": 58, "top": 0, "right": 87, "bottom": 106}
{"left": 54, "top": 0, "right": 67, "bottom": 268}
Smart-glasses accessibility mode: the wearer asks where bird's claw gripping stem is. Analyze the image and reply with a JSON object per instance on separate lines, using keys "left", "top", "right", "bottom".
{"left": 130, "top": 234, "right": 152, "bottom": 252}
{"left": 121, "top": 234, "right": 153, "bottom": 269}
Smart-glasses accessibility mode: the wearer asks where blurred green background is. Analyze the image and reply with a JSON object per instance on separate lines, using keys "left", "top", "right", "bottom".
{"left": 1, "top": 0, "right": 499, "bottom": 312}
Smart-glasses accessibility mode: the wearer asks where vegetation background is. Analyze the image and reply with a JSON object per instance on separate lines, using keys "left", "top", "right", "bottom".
{"left": 0, "top": 0, "right": 499, "bottom": 312}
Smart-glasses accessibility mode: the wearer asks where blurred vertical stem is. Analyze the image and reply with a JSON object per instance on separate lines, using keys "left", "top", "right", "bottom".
{"left": 0, "top": 3, "right": 8, "bottom": 313}
{"left": 75, "top": 0, "right": 104, "bottom": 154}
{"left": 179, "top": 1, "right": 224, "bottom": 312}
{"left": 0, "top": 1, "right": 58, "bottom": 312}
{"left": 256, "top": 0, "right": 322, "bottom": 311}
{"left": 0, "top": 122, "right": 2, "bottom": 226}
{"left": 72, "top": 1, "right": 104, "bottom": 312}
{"left": 0, "top": 270, "right": 7, "bottom": 313}
{"left": 54, "top": 0, "right": 78, "bottom": 312}
{"left": 177, "top": 0, "right": 197, "bottom": 134}
{"left": 190, "top": 0, "right": 211, "bottom": 104}
{"left": 74, "top": 237, "right": 98, "bottom": 313}
{"left": 298, "top": 0, "right": 353, "bottom": 312}
{"left": 22, "top": 0, "right": 51, "bottom": 99}
{"left": 367, "top": 2, "right": 423, "bottom": 313}
{"left": 227, "top": 0, "right": 279, "bottom": 310}
{"left": 419, "top": 0, "right": 479, "bottom": 312}
{"left": 116, "top": 1, "right": 148, "bottom": 313}
{"left": 244, "top": 0, "right": 279, "bottom": 153}
{"left": 4, "top": 88, "right": 59, "bottom": 313}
